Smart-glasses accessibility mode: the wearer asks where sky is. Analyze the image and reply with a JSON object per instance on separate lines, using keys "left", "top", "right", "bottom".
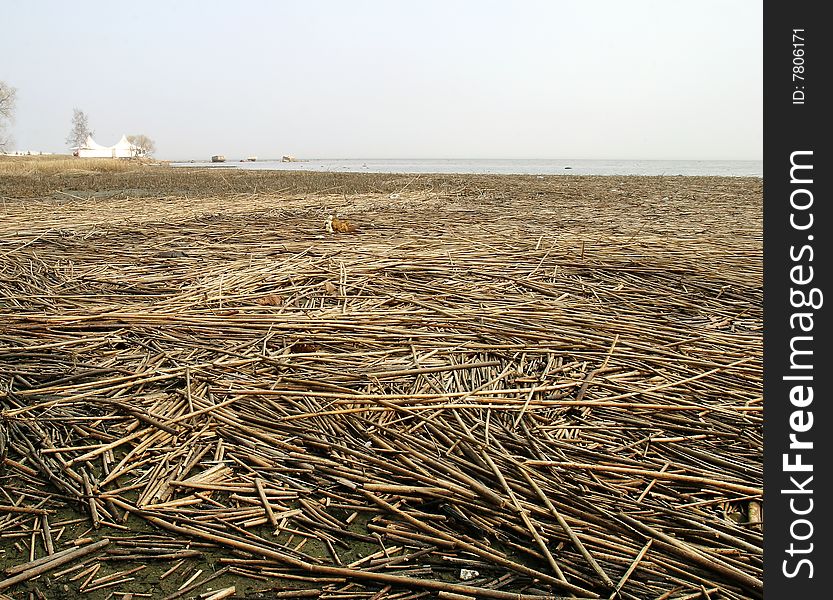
{"left": 2, "top": 0, "right": 762, "bottom": 161}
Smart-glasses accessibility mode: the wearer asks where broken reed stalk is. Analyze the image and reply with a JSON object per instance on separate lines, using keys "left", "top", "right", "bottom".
{"left": 615, "top": 512, "right": 763, "bottom": 595}
{"left": 518, "top": 466, "right": 615, "bottom": 588}
{"left": 526, "top": 462, "right": 762, "bottom": 496}
{"left": 110, "top": 495, "right": 597, "bottom": 600}
{"left": 0, "top": 539, "right": 110, "bottom": 591}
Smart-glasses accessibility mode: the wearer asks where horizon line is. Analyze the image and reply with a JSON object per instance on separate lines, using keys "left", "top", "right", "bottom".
{"left": 164, "top": 156, "right": 764, "bottom": 162}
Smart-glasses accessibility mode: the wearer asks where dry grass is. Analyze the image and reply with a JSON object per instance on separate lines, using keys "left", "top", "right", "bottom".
{"left": 0, "top": 155, "right": 425, "bottom": 199}
{"left": 0, "top": 154, "right": 161, "bottom": 177}
{"left": 0, "top": 171, "right": 763, "bottom": 599}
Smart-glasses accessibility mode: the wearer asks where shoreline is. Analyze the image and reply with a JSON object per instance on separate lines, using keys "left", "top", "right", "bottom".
{"left": 168, "top": 157, "right": 763, "bottom": 178}
{"left": 1, "top": 154, "right": 763, "bottom": 184}
{"left": 0, "top": 156, "right": 762, "bottom": 201}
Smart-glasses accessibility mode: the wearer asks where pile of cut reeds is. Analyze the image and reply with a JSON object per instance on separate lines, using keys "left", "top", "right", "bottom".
{"left": 0, "top": 175, "right": 762, "bottom": 599}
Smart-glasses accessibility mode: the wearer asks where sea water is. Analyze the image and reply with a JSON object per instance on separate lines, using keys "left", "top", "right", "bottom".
{"left": 169, "top": 158, "right": 762, "bottom": 177}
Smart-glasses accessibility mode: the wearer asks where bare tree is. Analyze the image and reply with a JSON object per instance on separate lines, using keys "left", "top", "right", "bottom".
{"left": 127, "top": 134, "right": 156, "bottom": 158}
{"left": 0, "top": 80, "right": 17, "bottom": 151}
{"left": 66, "top": 108, "right": 92, "bottom": 151}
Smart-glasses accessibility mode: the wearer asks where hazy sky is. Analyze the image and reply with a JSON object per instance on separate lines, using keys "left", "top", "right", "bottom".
{"left": 3, "top": 1, "right": 762, "bottom": 161}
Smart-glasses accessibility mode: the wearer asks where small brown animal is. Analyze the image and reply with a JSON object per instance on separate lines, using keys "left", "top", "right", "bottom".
{"left": 256, "top": 294, "right": 284, "bottom": 306}
{"left": 325, "top": 215, "right": 359, "bottom": 234}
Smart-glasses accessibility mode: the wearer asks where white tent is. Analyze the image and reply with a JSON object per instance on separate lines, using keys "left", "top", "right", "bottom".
{"left": 74, "top": 134, "right": 138, "bottom": 158}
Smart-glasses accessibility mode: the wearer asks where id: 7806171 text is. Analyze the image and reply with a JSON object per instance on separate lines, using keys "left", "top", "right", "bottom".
{"left": 793, "top": 29, "right": 805, "bottom": 105}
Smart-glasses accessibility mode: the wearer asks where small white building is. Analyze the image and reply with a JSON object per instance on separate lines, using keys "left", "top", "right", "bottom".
{"left": 74, "top": 134, "right": 138, "bottom": 158}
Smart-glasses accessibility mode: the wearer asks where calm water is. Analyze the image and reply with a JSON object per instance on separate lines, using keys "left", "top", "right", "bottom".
{"left": 170, "top": 158, "right": 762, "bottom": 177}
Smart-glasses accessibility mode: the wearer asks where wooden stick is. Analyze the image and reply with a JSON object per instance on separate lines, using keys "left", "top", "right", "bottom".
{"left": 81, "top": 470, "right": 100, "bottom": 529}
{"left": 607, "top": 539, "right": 652, "bottom": 600}
{"left": 527, "top": 462, "right": 761, "bottom": 496}
{"left": 40, "top": 515, "right": 54, "bottom": 555}
{"left": 254, "top": 477, "right": 278, "bottom": 527}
